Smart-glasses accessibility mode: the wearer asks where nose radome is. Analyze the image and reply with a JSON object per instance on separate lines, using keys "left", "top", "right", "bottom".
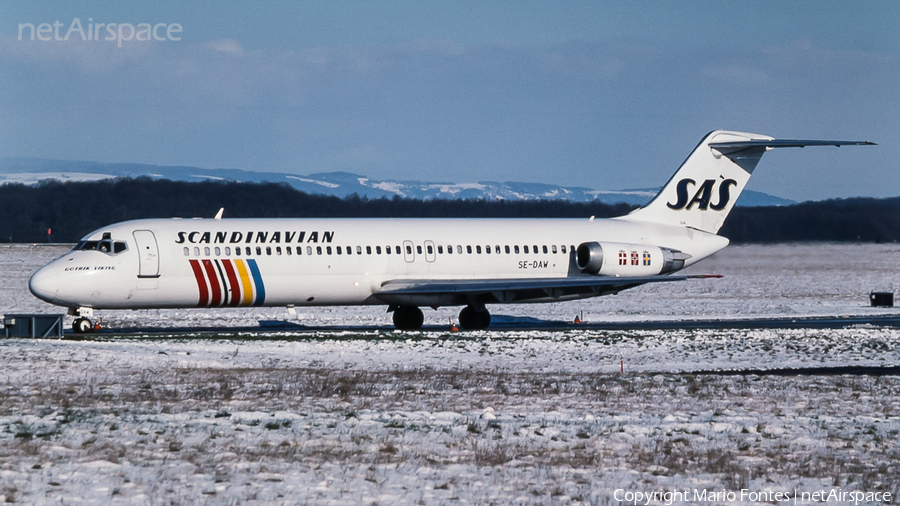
{"left": 29, "top": 265, "right": 58, "bottom": 303}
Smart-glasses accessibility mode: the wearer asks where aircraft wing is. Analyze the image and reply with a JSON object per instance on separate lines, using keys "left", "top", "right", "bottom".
{"left": 375, "top": 274, "right": 698, "bottom": 306}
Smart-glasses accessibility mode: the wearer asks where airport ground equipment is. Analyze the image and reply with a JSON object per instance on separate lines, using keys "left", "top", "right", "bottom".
{"left": 870, "top": 292, "right": 894, "bottom": 307}
{"left": 3, "top": 313, "right": 65, "bottom": 338}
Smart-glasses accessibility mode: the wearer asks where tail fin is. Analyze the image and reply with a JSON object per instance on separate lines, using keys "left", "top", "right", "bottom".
{"left": 621, "top": 130, "right": 874, "bottom": 234}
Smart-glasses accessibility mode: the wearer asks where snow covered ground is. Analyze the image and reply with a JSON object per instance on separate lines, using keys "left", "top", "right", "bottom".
{"left": 0, "top": 243, "right": 898, "bottom": 504}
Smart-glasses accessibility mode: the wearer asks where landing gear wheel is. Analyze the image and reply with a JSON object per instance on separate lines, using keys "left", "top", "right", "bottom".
{"left": 459, "top": 306, "right": 491, "bottom": 330}
{"left": 73, "top": 317, "right": 93, "bottom": 334}
{"left": 392, "top": 306, "right": 424, "bottom": 330}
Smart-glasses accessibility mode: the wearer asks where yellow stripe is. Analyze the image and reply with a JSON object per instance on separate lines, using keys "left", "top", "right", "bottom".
{"left": 234, "top": 259, "right": 254, "bottom": 306}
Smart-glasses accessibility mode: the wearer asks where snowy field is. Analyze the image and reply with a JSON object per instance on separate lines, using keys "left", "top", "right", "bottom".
{"left": 0, "top": 243, "right": 899, "bottom": 504}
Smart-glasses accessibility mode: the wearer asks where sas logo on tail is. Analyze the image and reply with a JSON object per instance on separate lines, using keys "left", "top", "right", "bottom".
{"left": 667, "top": 178, "right": 738, "bottom": 211}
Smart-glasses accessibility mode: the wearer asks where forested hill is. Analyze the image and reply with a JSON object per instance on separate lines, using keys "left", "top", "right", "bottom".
{"left": 1, "top": 178, "right": 897, "bottom": 244}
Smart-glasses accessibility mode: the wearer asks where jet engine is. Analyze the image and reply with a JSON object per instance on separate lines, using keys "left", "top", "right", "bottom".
{"left": 576, "top": 241, "right": 690, "bottom": 276}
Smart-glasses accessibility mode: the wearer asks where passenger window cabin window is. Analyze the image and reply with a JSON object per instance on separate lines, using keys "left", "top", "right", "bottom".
{"left": 327, "top": 246, "right": 333, "bottom": 255}
{"left": 266, "top": 246, "right": 272, "bottom": 255}
{"left": 561, "top": 245, "right": 566, "bottom": 254}
{"left": 447, "top": 245, "right": 452, "bottom": 254}
{"left": 524, "top": 245, "right": 529, "bottom": 254}
{"left": 235, "top": 247, "right": 241, "bottom": 256}
{"left": 225, "top": 247, "right": 231, "bottom": 256}
{"left": 276, "top": 246, "right": 282, "bottom": 255}
{"left": 552, "top": 245, "right": 557, "bottom": 254}
{"left": 395, "top": 246, "right": 401, "bottom": 255}
{"left": 298, "top": 246, "right": 304, "bottom": 255}
{"left": 437, "top": 245, "right": 443, "bottom": 254}
{"left": 467, "top": 245, "right": 472, "bottom": 254}
{"left": 215, "top": 247, "right": 221, "bottom": 256}
{"left": 316, "top": 246, "right": 322, "bottom": 255}
{"left": 406, "top": 245, "right": 413, "bottom": 255}
{"left": 204, "top": 247, "right": 211, "bottom": 256}
{"left": 456, "top": 245, "right": 462, "bottom": 254}
{"left": 385, "top": 246, "right": 390, "bottom": 255}
{"left": 495, "top": 245, "right": 500, "bottom": 254}
{"left": 337, "top": 246, "right": 342, "bottom": 255}
{"left": 257, "top": 247, "right": 262, "bottom": 256}
{"left": 543, "top": 245, "right": 548, "bottom": 254}
{"left": 427, "top": 245, "right": 433, "bottom": 255}
{"left": 416, "top": 245, "right": 422, "bottom": 255}
{"left": 515, "top": 245, "right": 520, "bottom": 254}
{"left": 476, "top": 245, "right": 482, "bottom": 254}
{"left": 194, "top": 247, "right": 200, "bottom": 256}
{"left": 357, "top": 246, "right": 363, "bottom": 255}
{"left": 485, "top": 245, "right": 490, "bottom": 254}
{"left": 505, "top": 245, "right": 510, "bottom": 254}
{"left": 533, "top": 245, "right": 539, "bottom": 254}
{"left": 286, "top": 247, "right": 291, "bottom": 255}
{"left": 376, "top": 246, "right": 382, "bottom": 254}
{"left": 183, "top": 247, "right": 189, "bottom": 256}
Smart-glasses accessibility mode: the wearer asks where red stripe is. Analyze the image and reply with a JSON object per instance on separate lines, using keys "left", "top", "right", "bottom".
{"left": 189, "top": 260, "right": 209, "bottom": 307}
{"left": 202, "top": 259, "right": 222, "bottom": 307}
{"left": 221, "top": 260, "right": 242, "bottom": 307}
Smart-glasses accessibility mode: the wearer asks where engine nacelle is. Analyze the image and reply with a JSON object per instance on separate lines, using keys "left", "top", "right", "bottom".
{"left": 575, "top": 242, "right": 605, "bottom": 274}
{"left": 576, "top": 241, "right": 690, "bottom": 276}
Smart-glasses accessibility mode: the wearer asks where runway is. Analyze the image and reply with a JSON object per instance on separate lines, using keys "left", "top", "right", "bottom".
{"left": 69, "top": 312, "right": 900, "bottom": 338}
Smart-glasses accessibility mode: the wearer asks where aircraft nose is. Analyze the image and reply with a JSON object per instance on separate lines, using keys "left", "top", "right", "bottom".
{"left": 29, "top": 265, "right": 59, "bottom": 303}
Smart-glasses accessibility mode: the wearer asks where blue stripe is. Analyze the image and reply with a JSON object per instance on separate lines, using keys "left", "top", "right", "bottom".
{"left": 247, "top": 259, "right": 266, "bottom": 306}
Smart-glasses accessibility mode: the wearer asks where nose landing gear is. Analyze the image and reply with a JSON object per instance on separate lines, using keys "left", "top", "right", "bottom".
{"left": 69, "top": 307, "right": 96, "bottom": 334}
{"left": 73, "top": 317, "right": 93, "bottom": 334}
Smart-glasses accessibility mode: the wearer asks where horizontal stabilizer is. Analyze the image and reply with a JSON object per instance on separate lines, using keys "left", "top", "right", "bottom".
{"left": 710, "top": 139, "right": 876, "bottom": 156}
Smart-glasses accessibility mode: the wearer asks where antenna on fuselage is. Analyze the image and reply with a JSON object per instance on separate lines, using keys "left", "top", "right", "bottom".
{"left": 214, "top": 208, "right": 224, "bottom": 220}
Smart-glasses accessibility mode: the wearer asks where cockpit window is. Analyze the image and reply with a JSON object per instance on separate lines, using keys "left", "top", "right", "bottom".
{"left": 73, "top": 239, "right": 128, "bottom": 255}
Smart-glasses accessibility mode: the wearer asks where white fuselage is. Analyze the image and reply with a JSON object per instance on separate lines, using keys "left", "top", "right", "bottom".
{"left": 29, "top": 216, "right": 728, "bottom": 310}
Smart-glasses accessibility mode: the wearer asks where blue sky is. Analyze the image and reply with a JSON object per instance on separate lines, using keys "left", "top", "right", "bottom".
{"left": 0, "top": 0, "right": 897, "bottom": 201}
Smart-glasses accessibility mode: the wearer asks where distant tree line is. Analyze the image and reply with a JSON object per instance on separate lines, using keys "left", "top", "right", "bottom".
{"left": 720, "top": 197, "right": 900, "bottom": 243}
{"left": 0, "top": 178, "right": 897, "bottom": 244}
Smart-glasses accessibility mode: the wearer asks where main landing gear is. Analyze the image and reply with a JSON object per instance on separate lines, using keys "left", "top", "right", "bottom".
{"left": 392, "top": 306, "right": 425, "bottom": 330}
{"left": 458, "top": 306, "right": 491, "bottom": 330}
{"left": 390, "top": 305, "right": 492, "bottom": 331}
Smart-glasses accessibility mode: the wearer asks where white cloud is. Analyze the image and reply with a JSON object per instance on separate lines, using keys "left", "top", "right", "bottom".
{"left": 205, "top": 39, "right": 244, "bottom": 54}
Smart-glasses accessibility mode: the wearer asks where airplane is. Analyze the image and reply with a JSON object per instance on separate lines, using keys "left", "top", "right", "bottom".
{"left": 28, "top": 130, "right": 873, "bottom": 333}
